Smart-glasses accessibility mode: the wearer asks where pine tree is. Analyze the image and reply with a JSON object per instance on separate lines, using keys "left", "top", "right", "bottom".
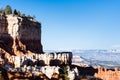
{"left": 0, "top": 8, "right": 4, "bottom": 14}
{"left": 22, "top": 14, "right": 25, "bottom": 17}
{"left": 17, "top": 11, "right": 21, "bottom": 16}
{"left": 59, "top": 63, "right": 70, "bottom": 80}
{"left": 4, "top": 5, "right": 12, "bottom": 15}
{"left": 13, "top": 9, "right": 18, "bottom": 15}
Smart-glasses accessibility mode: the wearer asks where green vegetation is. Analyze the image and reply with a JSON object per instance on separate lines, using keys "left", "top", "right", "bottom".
{"left": 17, "top": 11, "right": 21, "bottom": 16}
{"left": 59, "top": 63, "right": 70, "bottom": 80}
{"left": 4, "top": 5, "right": 12, "bottom": 15}
{"left": 0, "top": 8, "right": 5, "bottom": 15}
{"left": 13, "top": 9, "right": 18, "bottom": 15}
{"left": 0, "top": 5, "right": 36, "bottom": 20}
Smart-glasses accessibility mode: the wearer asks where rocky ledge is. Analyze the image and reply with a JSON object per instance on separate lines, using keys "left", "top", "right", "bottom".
{"left": 0, "top": 14, "right": 43, "bottom": 56}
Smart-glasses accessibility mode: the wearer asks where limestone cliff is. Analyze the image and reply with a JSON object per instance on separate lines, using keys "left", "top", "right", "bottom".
{"left": 0, "top": 14, "right": 43, "bottom": 56}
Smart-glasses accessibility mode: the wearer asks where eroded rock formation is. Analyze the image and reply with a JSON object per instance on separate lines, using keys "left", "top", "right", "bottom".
{"left": 0, "top": 14, "right": 43, "bottom": 56}
{"left": 94, "top": 67, "right": 120, "bottom": 80}
{"left": 7, "top": 52, "right": 72, "bottom": 68}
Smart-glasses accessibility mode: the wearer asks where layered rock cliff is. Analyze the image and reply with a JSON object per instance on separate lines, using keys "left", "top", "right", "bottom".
{"left": 0, "top": 14, "right": 43, "bottom": 56}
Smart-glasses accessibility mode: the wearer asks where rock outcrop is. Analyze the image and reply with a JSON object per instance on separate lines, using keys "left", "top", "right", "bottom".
{"left": 94, "top": 67, "right": 120, "bottom": 80}
{"left": 7, "top": 52, "right": 72, "bottom": 68}
{"left": 0, "top": 14, "right": 43, "bottom": 56}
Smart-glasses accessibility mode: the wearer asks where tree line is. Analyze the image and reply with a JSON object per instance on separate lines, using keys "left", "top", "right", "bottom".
{"left": 0, "top": 5, "right": 35, "bottom": 20}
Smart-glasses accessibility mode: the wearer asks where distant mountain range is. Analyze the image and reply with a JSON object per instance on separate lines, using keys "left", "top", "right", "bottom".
{"left": 72, "top": 49, "right": 120, "bottom": 69}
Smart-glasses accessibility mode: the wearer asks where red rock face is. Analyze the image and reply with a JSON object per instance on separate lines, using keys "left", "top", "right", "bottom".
{"left": 0, "top": 14, "right": 43, "bottom": 56}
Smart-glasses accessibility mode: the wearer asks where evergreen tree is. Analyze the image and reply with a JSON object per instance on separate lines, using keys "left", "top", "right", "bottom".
{"left": 2, "top": 11, "right": 5, "bottom": 15}
{"left": 4, "top": 5, "right": 12, "bottom": 15}
{"left": 22, "top": 13, "right": 25, "bottom": 17}
{"left": 13, "top": 9, "right": 18, "bottom": 15}
{"left": 17, "top": 11, "right": 21, "bottom": 16}
{"left": 0, "top": 8, "right": 4, "bottom": 14}
{"left": 59, "top": 63, "right": 70, "bottom": 80}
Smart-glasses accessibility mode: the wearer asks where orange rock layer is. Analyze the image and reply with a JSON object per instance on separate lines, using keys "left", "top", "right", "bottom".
{"left": 94, "top": 67, "right": 120, "bottom": 80}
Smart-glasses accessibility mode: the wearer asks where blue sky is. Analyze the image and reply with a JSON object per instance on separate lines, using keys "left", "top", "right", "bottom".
{"left": 0, "top": 0, "right": 120, "bottom": 50}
